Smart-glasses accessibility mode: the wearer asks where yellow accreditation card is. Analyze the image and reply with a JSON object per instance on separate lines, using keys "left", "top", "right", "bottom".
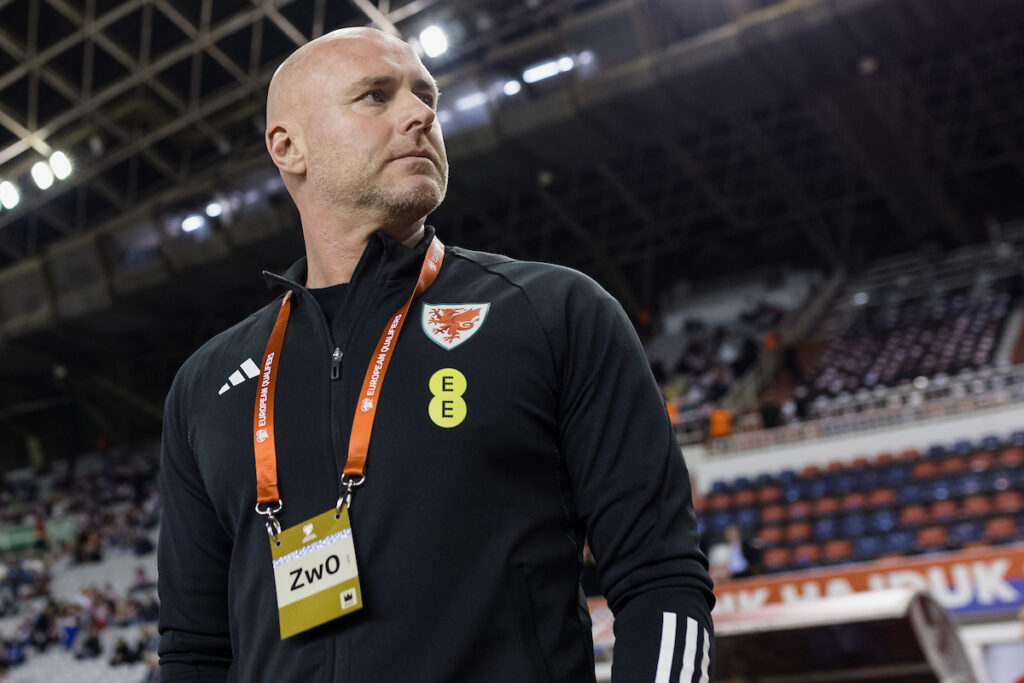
{"left": 270, "top": 506, "right": 363, "bottom": 639}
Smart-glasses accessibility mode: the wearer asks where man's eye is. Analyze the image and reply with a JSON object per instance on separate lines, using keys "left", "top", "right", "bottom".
{"left": 419, "top": 93, "right": 436, "bottom": 107}
{"left": 363, "top": 90, "right": 386, "bottom": 103}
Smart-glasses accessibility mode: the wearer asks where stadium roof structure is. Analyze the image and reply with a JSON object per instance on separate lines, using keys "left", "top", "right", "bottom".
{"left": 1, "top": 0, "right": 1024, "bottom": 459}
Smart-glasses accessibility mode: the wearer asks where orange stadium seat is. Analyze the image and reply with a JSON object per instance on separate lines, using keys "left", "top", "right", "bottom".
{"left": 787, "top": 501, "right": 812, "bottom": 520}
{"left": 993, "top": 490, "right": 1023, "bottom": 514}
{"left": 800, "top": 464, "right": 821, "bottom": 478}
{"left": 758, "top": 486, "right": 782, "bottom": 505}
{"left": 841, "top": 492, "right": 867, "bottom": 511}
{"left": 984, "top": 517, "right": 1017, "bottom": 543}
{"left": 939, "top": 457, "right": 966, "bottom": 475}
{"left": 708, "top": 493, "right": 732, "bottom": 510}
{"left": 900, "top": 448, "right": 922, "bottom": 461}
{"left": 734, "top": 489, "right": 756, "bottom": 507}
{"left": 693, "top": 495, "right": 706, "bottom": 513}
{"left": 813, "top": 497, "right": 840, "bottom": 517}
{"left": 875, "top": 452, "right": 895, "bottom": 466}
{"left": 999, "top": 447, "right": 1024, "bottom": 467}
{"left": 793, "top": 543, "right": 820, "bottom": 565}
{"left": 916, "top": 526, "right": 949, "bottom": 551}
{"left": 850, "top": 456, "right": 870, "bottom": 469}
{"left": 900, "top": 505, "right": 928, "bottom": 527}
{"left": 968, "top": 452, "right": 995, "bottom": 471}
{"left": 826, "top": 461, "right": 845, "bottom": 474}
{"left": 758, "top": 526, "right": 784, "bottom": 547}
{"left": 868, "top": 489, "right": 897, "bottom": 508}
{"left": 963, "top": 495, "right": 992, "bottom": 517}
{"left": 912, "top": 461, "right": 938, "bottom": 479}
{"left": 763, "top": 547, "right": 791, "bottom": 571}
{"left": 785, "top": 522, "right": 812, "bottom": 543}
{"left": 761, "top": 505, "right": 785, "bottom": 525}
{"left": 823, "top": 539, "right": 852, "bottom": 563}
{"left": 930, "top": 500, "right": 959, "bottom": 522}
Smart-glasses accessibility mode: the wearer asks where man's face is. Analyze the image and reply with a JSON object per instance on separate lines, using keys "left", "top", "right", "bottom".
{"left": 298, "top": 35, "right": 448, "bottom": 222}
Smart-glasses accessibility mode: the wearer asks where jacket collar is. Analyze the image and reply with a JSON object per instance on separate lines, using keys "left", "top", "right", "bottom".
{"left": 263, "top": 225, "right": 438, "bottom": 295}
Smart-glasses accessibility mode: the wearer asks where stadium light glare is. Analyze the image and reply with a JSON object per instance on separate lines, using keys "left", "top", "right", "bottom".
{"left": 523, "top": 56, "right": 574, "bottom": 84}
{"left": 437, "top": 110, "right": 452, "bottom": 124}
{"left": 0, "top": 181, "right": 18, "bottom": 209}
{"left": 205, "top": 201, "right": 223, "bottom": 218}
{"left": 852, "top": 292, "right": 869, "bottom": 306}
{"left": 181, "top": 214, "right": 205, "bottom": 232}
{"left": 419, "top": 26, "right": 448, "bottom": 58}
{"left": 31, "top": 161, "right": 54, "bottom": 190}
{"left": 49, "top": 151, "right": 72, "bottom": 179}
{"left": 503, "top": 80, "right": 522, "bottom": 96}
{"left": 455, "top": 92, "right": 487, "bottom": 111}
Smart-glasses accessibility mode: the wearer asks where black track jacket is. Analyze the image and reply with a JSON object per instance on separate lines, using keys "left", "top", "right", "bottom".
{"left": 158, "top": 227, "right": 714, "bottom": 682}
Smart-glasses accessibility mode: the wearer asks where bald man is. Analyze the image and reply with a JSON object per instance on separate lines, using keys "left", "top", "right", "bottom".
{"left": 158, "top": 28, "right": 714, "bottom": 683}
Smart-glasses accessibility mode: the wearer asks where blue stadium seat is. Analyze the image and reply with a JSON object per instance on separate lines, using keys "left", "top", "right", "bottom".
{"left": 871, "top": 509, "right": 897, "bottom": 534}
{"left": 783, "top": 483, "right": 802, "bottom": 503}
{"left": 880, "top": 465, "right": 911, "bottom": 488}
{"left": 958, "top": 473, "right": 983, "bottom": 497}
{"left": 710, "top": 481, "right": 730, "bottom": 495}
{"left": 950, "top": 521, "right": 983, "bottom": 547}
{"left": 814, "top": 518, "right": 837, "bottom": 541}
{"left": 928, "top": 478, "right": 953, "bottom": 501}
{"left": 736, "top": 508, "right": 759, "bottom": 529}
{"left": 710, "top": 512, "right": 735, "bottom": 533}
{"left": 898, "top": 483, "right": 925, "bottom": 506}
{"left": 733, "top": 476, "right": 752, "bottom": 491}
{"left": 841, "top": 514, "right": 867, "bottom": 537}
{"left": 1010, "top": 430, "right": 1024, "bottom": 448}
{"left": 991, "top": 469, "right": 1014, "bottom": 492}
{"left": 778, "top": 469, "right": 798, "bottom": 484}
{"left": 833, "top": 473, "right": 857, "bottom": 496}
{"left": 853, "top": 535, "right": 881, "bottom": 560}
{"left": 926, "top": 444, "right": 947, "bottom": 460}
{"left": 697, "top": 517, "right": 707, "bottom": 537}
{"left": 857, "top": 470, "right": 880, "bottom": 491}
{"left": 884, "top": 531, "right": 915, "bottom": 555}
{"left": 807, "top": 479, "right": 828, "bottom": 499}
{"left": 981, "top": 435, "right": 1002, "bottom": 452}
{"left": 953, "top": 440, "right": 974, "bottom": 456}
{"left": 755, "top": 473, "right": 776, "bottom": 488}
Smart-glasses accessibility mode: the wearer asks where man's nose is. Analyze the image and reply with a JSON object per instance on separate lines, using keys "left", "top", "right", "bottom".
{"left": 398, "top": 92, "right": 436, "bottom": 134}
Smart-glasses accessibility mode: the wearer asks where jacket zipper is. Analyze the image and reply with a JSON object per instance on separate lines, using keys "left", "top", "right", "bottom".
{"left": 331, "top": 347, "right": 343, "bottom": 380}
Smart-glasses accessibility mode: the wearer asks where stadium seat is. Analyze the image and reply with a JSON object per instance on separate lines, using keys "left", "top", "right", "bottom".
{"left": 993, "top": 490, "right": 1023, "bottom": 514}
{"left": 900, "top": 448, "right": 922, "bottom": 461}
{"left": 898, "top": 484, "right": 925, "bottom": 506}
{"left": 1010, "top": 431, "right": 1024, "bottom": 448}
{"left": 813, "top": 518, "right": 838, "bottom": 541}
{"left": 758, "top": 526, "right": 784, "bottom": 547}
{"left": 826, "top": 461, "right": 845, "bottom": 474}
{"left": 783, "top": 483, "right": 802, "bottom": 503}
{"left": 980, "top": 435, "right": 1002, "bottom": 452}
{"left": 939, "top": 457, "right": 966, "bottom": 475}
{"left": 800, "top": 464, "right": 821, "bottom": 478}
{"left": 813, "top": 497, "right": 840, "bottom": 517}
{"left": 787, "top": 501, "right": 812, "bottom": 520}
{"left": 870, "top": 509, "right": 898, "bottom": 534}
{"left": 857, "top": 469, "right": 881, "bottom": 491}
{"left": 710, "top": 512, "right": 735, "bottom": 533}
{"left": 777, "top": 469, "right": 798, "bottom": 484}
{"left": 991, "top": 468, "right": 1014, "bottom": 491}
{"left": 763, "top": 547, "right": 791, "bottom": 572}
{"left": 930, "top": 500, "right": 958, "bottom": 522}
{"left": 984, "top": 517, "right": 1017, "bottom": 543}
{"left": 962, "top": 495, "right": 992, "bottom": 517}
{"left": 998, "top": 447, "right": 1024, "bottom": 467}
{"left": 968, "top": 452, "right": 994, "bottom": 471}
{"left": 758, "top": 486, "right": 782, "bottom": 505}
{"left": 807, "top": 479, "right": 828, "bottom": 499}
{"left": 875, "top": 452, "right": 895, "bottom": 466}
{"left": 710, "top": 481, "right": 730, "bottom": 495}
{"left": 953, "top": 440, "right": 974, "bottom": 456}
{"left": 841, "top": 514, "right": 867, "bottom": 537}
{"left": 734, "top": 489, "right": 756, "bottom": 507}
{"left": 785, "top": 522, "right": 812, "bottom": 543}
{"left": 832, "top": 474, "right": 857, "bottom": 496}
{"left": 912, "top": 461, "right": 938, "bottom": 479}
{"left": 755, "top": 473, "right": 776, "bottom": 488}
{"left": 842, "top": 492, "right": 867, "bottom": 511}
{"left": 737, "top": 507, "right": 760, "bottom": 529}
{"left": 853, "top": 535, "right": 882, "bottom": 561}
{"left": 925, "top": 444, "right": 947, "bottom": 460}
{"left": 823, "top": 539, "right": 852, "bottom": 563}
{"left": 792, "top": 543, "right": 820, "bottom": 566}
{"left": 708, "top": 493, "right": 732, "bottom": 510}
{"left": 693, "top": 496, "right": 707, "bottom": 514}
{"left": 900, "top": 505, "right": 928, "bottom": 527}
{"left": 868, "top": 489, "right": 897, "bottom": 508}
{"left": 880, "top": 465, "right": 910, "bottom": 488}
{"left": 884, "top": 531, "right": 915, "bottom": 555}
{"left": 761, "top": 505, "right": 785, "bottom": 525}
{"left": 928, "top": 479, "right": 953, "bottom": 501}
{"left": 734, "top": 476, "right": 752, "bottom": 491}
{"left": 850, "top": 456, "right": 870, "bottom": 469}
{"left": 950, "top": 521, "right": 983, "bottom": 547}
{"left": 916, "top": 526, "right": 949, "bottom": 552}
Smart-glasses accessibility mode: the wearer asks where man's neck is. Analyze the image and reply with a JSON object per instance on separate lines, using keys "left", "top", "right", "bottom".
{"left": 301, "top": 209, "right": 425, "bottom": 289}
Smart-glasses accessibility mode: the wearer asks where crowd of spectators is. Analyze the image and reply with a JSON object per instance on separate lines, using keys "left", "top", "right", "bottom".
{"left": 0, "top": 447, "right": 161, "bottom": 681}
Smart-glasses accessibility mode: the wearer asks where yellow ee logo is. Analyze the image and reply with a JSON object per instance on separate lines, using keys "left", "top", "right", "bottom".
{"left": 429, "top": 368, "right": 467, "bottom": 428}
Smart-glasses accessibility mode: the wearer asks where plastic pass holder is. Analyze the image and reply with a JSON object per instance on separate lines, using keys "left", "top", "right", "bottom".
{"left": 269, "top": 506, "right": 362, "bottom": 639}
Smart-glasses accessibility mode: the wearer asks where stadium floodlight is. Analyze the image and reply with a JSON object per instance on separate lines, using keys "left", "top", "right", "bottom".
{"left": 852, "top": 292, "right": 869, "bottom": 306}
{"left": 205, "top": 201, "right": 223, "bottom": 218}
{"left": 419, "top": 26, "right": 448, "bottom": 58}
{"left": 503, "top": 80, "right": 522, "bottom": 96}
{"left": 523, "top": 56, "right": 574, "bottom": 84}
{"left": 455, "top": 92, "right": 487, "bottom": 111}
{"left": 181, "top": 214, "right": 205, "bottom": 232}
{"left": 49, "top": 151, "right": 72, "bottom": 180}
{"left": 31, "top": 161, "right": 54, "bottom": 190}
{"left": 0, "top": 181, "right": 18, "bottom": 209}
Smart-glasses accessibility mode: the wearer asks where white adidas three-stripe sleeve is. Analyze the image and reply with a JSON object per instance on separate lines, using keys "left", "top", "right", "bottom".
{"left": 654, "top": 612, "right": 677, "bottom": 683}
{"left": 653, "top": 612, "right": 710, "bottom": 683}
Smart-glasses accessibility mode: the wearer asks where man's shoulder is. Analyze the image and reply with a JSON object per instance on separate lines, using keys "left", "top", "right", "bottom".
{"left": 447, "top": 246, "right": 609, "bottom": 302}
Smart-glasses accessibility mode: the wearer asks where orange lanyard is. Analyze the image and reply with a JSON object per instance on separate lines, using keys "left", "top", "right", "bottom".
{"left": 253, "top": 236, "right": 445, "bottom": 519}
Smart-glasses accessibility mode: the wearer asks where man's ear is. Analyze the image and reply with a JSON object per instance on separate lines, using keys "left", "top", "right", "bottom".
{"left": 266, "top": 122, "right": 306, "bottom": 176}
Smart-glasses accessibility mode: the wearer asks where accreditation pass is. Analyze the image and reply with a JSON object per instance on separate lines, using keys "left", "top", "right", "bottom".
{"left": 271, "top": 506, "right": 363, "bottom": 639}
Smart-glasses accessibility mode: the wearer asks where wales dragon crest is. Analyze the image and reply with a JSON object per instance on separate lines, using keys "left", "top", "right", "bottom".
{"left": 421, "top": 303, "right": 491, "bottom": 350}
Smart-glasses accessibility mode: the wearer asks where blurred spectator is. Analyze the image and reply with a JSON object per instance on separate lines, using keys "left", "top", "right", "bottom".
{"left": 707, "top": 526, "right": 760, "bottom": 583}
{"left": 74, "top": 626, "right": 101, "bottom": 660}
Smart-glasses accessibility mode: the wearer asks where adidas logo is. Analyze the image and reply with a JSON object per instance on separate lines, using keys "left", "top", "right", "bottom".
{"left": 218, "top": 358, "right": 261, "bottom": 395}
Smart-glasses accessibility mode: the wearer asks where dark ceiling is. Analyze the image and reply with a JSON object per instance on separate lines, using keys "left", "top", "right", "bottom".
{"left": 2, "top": 0, "right": 1024, "bottom": 461}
